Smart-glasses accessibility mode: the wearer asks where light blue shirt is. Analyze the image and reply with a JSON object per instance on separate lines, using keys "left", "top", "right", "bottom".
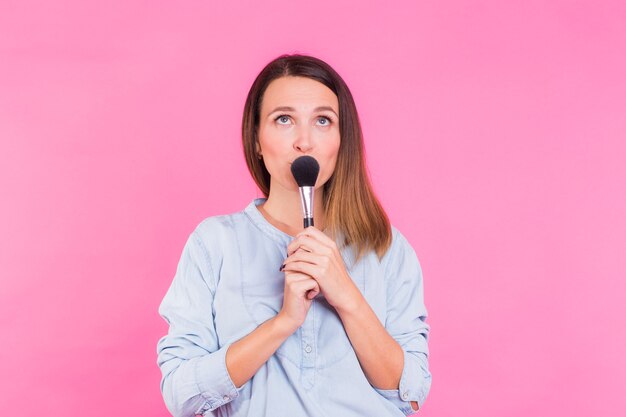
{"left": 157, "top": 198, "right": 431, "bottom": 417}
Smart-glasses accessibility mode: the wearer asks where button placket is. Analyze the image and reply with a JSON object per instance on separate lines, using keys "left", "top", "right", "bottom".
{"left": 300, "top": 299, "right": 316, "bottom": 389}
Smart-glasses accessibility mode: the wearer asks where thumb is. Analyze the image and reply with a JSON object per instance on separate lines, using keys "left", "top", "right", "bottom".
{"left": 306, "top": 285, "right": 320, "bottom": 299}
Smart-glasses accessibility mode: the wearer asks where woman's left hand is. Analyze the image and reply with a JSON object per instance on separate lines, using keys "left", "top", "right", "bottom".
{"left": 282, "top": 227, "right": 363, "bottom": 313}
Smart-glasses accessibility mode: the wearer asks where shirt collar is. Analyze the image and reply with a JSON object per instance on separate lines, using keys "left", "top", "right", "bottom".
{"left": 243, "top": 198, "right": 293, "bottom": 245}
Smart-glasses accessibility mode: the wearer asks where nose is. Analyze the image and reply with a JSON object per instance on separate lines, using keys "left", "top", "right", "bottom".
{"left": 293, "top": 126, "right": 313, "bottom": 153}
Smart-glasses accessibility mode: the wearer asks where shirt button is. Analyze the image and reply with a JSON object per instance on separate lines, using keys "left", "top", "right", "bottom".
{"left": 402, "top": 392, "right": 409, "bottom": 400}
{"left": 223, "top": 395, "right": 230, "bottom": 401}
{"left": 304, "top": 345, "right": 312, "bottom": 353}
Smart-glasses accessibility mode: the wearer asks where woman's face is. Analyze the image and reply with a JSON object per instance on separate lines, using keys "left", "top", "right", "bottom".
{"left": 257, "top": 76, "right": 340, "bottom": 193}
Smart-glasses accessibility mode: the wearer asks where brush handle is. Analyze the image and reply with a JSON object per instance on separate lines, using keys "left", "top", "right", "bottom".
{"left": 303, "top": 217, "right": 314, "bottom": 228}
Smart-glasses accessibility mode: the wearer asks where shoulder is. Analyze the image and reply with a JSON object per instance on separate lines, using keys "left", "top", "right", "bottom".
{"left": 380, "top": 226, "right": 423, "bottom": 276}
{"left": 191, "top": 199, "right": 263, "bottom": 243}
{"left": 187, "top": 210, "right": 247, "bottom": 265}
{"left": 383, "top": 226, "right": 417, "bottom": 260}
{"left": 193, "top": 211, "right": 243, "bottom": 241}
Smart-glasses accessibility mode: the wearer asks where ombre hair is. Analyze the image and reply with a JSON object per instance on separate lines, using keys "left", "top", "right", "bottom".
{"left": 242, "top": 54, "right": 391, "bottom": 260}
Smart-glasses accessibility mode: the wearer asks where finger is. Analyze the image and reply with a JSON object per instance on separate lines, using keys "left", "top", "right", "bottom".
{"left": 287, "top": 235, "right": 332, "bottom": 257}
{"left": 283, "top": 260, "right": 323, "bottom": 281}
{"left": 280, "top": 254, "right": 315, "bottom": 272}
{"left": 284, "top": 250, "right": 325, "bottom": 268}
{"left": 284, "top": 271, "right": 314, "bottom": 282}
{"left": 284, "top": 243, "right": 313, "bottom": 259}
{"left": 286, "top": 239, "right": 314, "bottom": 256}
{"left": 298, "top": 226, "right": 323, "bottom": 236}
{"left": 283, "top": 252, "right": 324, "bottom": 279}
{"left": 286, "top": 276, "right": 320, "bottom": 297}
{"left": 284, "top": 269, "right": 321, "bottom": 300}
{"left": 306, "top": 287, "right": 320, "bottom": 299}
{"left": 297, "top": 226, "right": 336, "bottom": 245}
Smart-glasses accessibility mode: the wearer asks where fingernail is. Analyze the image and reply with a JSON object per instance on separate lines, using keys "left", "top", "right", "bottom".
{"left": 279, "top": 264, "right": 285, "bottom": 272}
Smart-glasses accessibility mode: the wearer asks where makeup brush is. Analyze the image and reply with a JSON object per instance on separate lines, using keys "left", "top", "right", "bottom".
{"left": 290, "top": 156, "right": 320, "bottom": 228}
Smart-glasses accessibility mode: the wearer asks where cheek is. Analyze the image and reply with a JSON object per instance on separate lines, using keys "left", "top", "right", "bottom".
{"left": 258, "top": 123, "right": 295, "bottom": 151}
{"left": 327, "top": 142, "right": 340, "bottom": 163}
{"left": 328, "top": 131, "right": 341, "bottom": 160}
{"left": 321, "top": 137, "right": 341, "bottom": 179}
{"left": 258, "top": 130, "right": 284, "bottom": 158}
{"left": 258, "top": 128, "right": 293, "bottom": 180}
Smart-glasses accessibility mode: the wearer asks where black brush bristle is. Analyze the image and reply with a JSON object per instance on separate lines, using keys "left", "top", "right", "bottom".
{"left": 291, "top": 156, "right": 320, "bottom": 187}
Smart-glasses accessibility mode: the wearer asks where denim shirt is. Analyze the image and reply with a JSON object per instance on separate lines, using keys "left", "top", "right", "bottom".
{"left": 157, "top": 198, "right": 431, "bottom": 417}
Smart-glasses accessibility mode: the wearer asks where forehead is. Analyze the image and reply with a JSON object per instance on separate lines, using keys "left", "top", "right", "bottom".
{"left": 261, "top": 76, "right": 338, "bottom": 114}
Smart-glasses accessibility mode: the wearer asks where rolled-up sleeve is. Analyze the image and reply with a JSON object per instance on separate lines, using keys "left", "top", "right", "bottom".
{"left": 157, "top": 231, "right": 241, "bottom": 417}
{"left": 374, "top": 229, "right": 432, "bottom": 415}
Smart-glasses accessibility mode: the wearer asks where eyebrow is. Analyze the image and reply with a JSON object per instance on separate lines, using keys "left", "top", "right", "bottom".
{"left": 267, "top": 106, "right": 339, "bottom": 117}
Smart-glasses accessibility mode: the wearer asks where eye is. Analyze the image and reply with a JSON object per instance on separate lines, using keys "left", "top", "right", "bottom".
{"left": 317, "top": 116, "right": 332, "bottom": 126}
{"left": 275, "top": 115, "right": 292, "bottom": 125}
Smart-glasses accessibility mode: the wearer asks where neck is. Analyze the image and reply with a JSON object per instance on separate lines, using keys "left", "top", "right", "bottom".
{"left": 259, "top": 183, "right": 326, "bottom": 236}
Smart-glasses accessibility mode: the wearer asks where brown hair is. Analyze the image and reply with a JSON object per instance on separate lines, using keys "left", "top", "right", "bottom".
{"left": 242, "top": 54, "right": 391, "bottom": 260}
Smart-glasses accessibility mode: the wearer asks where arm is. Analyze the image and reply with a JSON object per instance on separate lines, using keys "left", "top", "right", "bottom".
{"left": 157, "top": 231, "right": 240, "bottom": 417}
{"left": 335, "top": 298, "right": 419, "bottom": 411}
{"left": 157, "top": 232, "right": 238, "bottom": 417}
{"left": 365, "top": 230, "right": 432, "bottom": 413}
{"left": 283, "top": 227, "right": 431, "bottom": 415}
{"left": 224, "top": 315, "right": 292, "bottom": 387}
{"left": 158, "top": 230, "right": 318, "bottom": 416}
{"left": 227, "top": 265, "right": 321, "bottom": 387}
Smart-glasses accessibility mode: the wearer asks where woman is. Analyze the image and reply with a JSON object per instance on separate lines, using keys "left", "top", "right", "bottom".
{"left": 157, "top": 54, "right": 431, "bottom": 417}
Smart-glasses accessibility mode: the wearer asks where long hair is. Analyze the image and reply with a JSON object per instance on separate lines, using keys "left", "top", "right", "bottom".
{"left": 242, "top": 54, "right": 391, "bottom": 260}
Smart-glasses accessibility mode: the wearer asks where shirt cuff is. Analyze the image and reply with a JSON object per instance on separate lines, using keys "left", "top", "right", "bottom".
{"left": 194, "top": 343, "right": 243, "bottom": 414}
{"left": 373, "top": 350, "right": 432, "bottom": 415}
{"left": 373, "top": 387, "right": 419, "bottom": 416}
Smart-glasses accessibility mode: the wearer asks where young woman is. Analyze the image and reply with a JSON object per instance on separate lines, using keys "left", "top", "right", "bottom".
{"left": 157, "top": 54, "right": 432, "bottom": 417}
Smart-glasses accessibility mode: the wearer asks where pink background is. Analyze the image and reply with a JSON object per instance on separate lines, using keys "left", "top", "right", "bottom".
{"left": 1, "top": 1, "right": 625, "bottom": 416}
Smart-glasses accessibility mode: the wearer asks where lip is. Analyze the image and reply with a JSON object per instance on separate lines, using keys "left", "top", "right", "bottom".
{"left": 288, "top": 157, "right": 312, "bottom": 164}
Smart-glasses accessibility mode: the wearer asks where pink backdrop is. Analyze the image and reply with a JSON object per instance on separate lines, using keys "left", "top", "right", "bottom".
{"left": 1, "top": 1, "right": 625, "bottom": 416}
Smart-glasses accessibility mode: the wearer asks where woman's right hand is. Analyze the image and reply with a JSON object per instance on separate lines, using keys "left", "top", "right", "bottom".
{"left": 276, "top": 269, "right": 320, "bottom": 332}
{"left": 226, "top": 269, "right": 319, "bottom": 389}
